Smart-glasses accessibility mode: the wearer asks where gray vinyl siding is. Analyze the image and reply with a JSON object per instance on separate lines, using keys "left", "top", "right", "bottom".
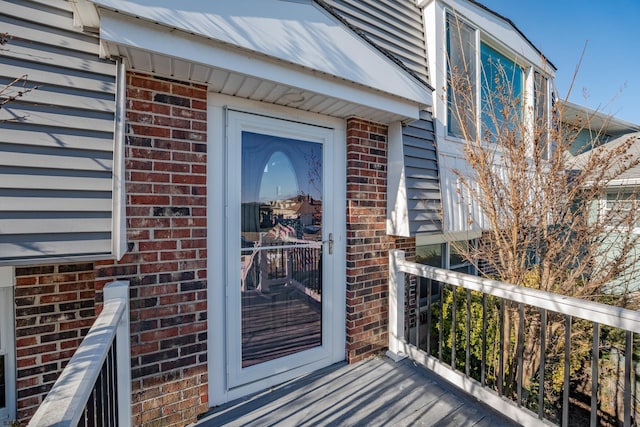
{"left": 0, "top": 0, "right": 117, "bottom": 263}
{"left": 322, "top": 0, "right": 429, "bottom": 84}
{"left": 403, "top": 111, "right": 442, "bottom": 234}
{"left": 323, "top": 1, "right": 441, "bottom": 234}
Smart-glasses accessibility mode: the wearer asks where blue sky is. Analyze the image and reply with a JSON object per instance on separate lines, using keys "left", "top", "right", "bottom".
{"left": 478, "top": 0, "right": 640, "bottom": 124}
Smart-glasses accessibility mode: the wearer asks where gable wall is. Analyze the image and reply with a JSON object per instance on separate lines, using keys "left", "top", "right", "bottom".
{"left": 323, "top": 0, "right": 429, "bottom": 83}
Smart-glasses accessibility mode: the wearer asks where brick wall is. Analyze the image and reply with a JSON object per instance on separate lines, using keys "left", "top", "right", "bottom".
{"left": 344, "top": 119, "right": 386, "bottom": 362}
{"left": 14, "top": 264, "right": 96, "bottom": 422}
{"left": 344, "top": 118, "right": 417, "bottom": 363}
{"left": 95, "top": 72, "right": 209, "bottom": 427}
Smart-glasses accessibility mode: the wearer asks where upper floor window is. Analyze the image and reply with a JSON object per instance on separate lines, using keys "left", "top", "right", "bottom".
{"left": 446, "top": 12, "right": 551, "bottom": 147}
{"left": 480, "top": 43, "right": 524, "bottom": 138}
{"left": 446, "top": 13, "right": 476, "bottom": 139}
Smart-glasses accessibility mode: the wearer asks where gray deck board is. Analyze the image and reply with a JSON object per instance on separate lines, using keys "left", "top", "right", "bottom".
{"left": 196, "top": 357, "right": 520, "bottom": 427}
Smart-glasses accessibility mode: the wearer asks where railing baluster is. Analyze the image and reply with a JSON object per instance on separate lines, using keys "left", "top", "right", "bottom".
{"left": 87, "top": 387, "right": 96, "bottom": 427}
{"left": 466, "top": 289, "right": 471, "bottom": 377}
{"left": 498, "top": 298, "right": 505, "bottom": 397}
{"left": 112, "top": 343, "right": 119, "bottom": 427}
{"left": 538, "top": 308, "right": 546, "bottom": 420}
{"left": 426, "top": 278, "right": 432, "bottom": 355}
{"left": 563, "top": 315, "right": 572, "bottom": 427}
{"left": 625, "top": 331, "right": 632, "bottom": 427}
{"left": 517, "top": 303, "right": 524, "bottom": 406}
{"left": 439, "top": 281, "right": 443, "bottom": 362}
{"left": 415, "top": 277, "right": 421, "bottom": 348}
{"left": 591, "top": 322, "right": 599, "bottom": 427}
{"left": 451, "top": 285, "right": 457, "bottom": 368}
{"left": 481, "top": 293, "right": 487, "bottom": 387}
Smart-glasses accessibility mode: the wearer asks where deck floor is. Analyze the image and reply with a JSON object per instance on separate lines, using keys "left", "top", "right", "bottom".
{"left": 196, "top": 357, "right": 521, "bottom": 426}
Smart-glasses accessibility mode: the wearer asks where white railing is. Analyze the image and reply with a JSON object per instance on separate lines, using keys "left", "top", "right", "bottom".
{"left": 388, "top": 250, "right": 640, "bottom": 427}
{"left": 28, "top": 281, "right": 131, "bottom": 427}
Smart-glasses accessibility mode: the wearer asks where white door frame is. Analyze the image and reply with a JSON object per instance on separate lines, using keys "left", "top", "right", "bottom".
{"left": 207, "top": 94, "right": 346, "bottom": 405}
{"left": 0, "top": 267, "right": 15, "bottom": 424}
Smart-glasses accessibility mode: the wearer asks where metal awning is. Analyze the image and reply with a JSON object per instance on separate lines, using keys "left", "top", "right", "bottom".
{"left": 86, "top": 0, "right": 432, "bottom": 123}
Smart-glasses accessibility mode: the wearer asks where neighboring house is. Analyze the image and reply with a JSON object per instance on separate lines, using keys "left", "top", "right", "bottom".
{"left": 563, "top": 100, "right": 638, "bottom": 155}
{"left": 0, "top": 1, "right": 556, "bottom": 426}
{"left": 564, "top": 103, "right": 640, "bottom": 293}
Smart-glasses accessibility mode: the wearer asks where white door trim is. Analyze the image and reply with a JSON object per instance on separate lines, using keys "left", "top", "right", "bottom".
{"left": 207, "top": 94, "right": 346, "bottom": 406}
{"left": 0, "top": 267, "right": 15, "bottom": 424}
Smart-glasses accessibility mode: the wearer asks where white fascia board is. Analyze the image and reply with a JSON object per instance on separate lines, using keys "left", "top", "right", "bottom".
{"left": 98, "top": 11, "right": 426, "bottom": 121}
{"left": 440, "top": 0, "right": 555, "bottom": 74}
{"left": 70, "top": 0, "right": 101, "bottom": 32}
{"left": 607, "top": 179, "right": 640, "bottom": 188}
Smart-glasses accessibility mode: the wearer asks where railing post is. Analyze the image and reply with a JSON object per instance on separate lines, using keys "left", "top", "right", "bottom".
{"left": 387, "top": 249, "right": 406, "bottom": 361}
{"left": 104, "top": 280, "right": 132, "bottom": 427}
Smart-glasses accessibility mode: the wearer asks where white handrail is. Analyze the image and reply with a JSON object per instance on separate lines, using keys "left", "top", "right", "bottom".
{"left": 393, "top": 250, "right": 640, "bottom": 333}
{"left": 388, "top": 249, "right": 640, "bottom": 426}
{"left": 28, "top": 281, "right": 131, "bottom": 427}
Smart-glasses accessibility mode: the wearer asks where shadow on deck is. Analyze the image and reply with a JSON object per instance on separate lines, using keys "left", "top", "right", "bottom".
{"left": 196, "top": 357, "right": 520, "bottom": 426}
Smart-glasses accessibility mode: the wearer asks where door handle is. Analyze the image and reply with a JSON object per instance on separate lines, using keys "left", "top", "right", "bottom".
{"left": 323, "top": 233, "right": 333, "bottom": 255}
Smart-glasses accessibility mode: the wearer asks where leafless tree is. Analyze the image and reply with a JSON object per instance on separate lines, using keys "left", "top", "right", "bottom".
{"left": 445, "top": 27, "right": 640, "bottom": 420}
{"left": 1, "top": 33, "right": 38, "bottom": 121}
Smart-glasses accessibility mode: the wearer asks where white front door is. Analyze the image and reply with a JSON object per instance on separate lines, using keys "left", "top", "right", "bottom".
{"left": 223, "top": 110, "right": 343, "bottom": 395}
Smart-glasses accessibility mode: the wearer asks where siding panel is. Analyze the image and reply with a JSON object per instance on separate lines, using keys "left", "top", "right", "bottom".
{"left": 403, "top": 111, "right": 443, "bottom": 235}
{"left": 0, "top": 0, "right": 117, "bottom": 263}
{"left": 322, "top": 0, "right": 429, "bottom": 83}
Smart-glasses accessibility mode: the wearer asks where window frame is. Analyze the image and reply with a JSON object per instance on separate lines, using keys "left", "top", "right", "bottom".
{"left": 601, "top": 189, "right": 640, "bottom": 234}
{"left": 444, "top": 10, "right": 552, "bottom": 151}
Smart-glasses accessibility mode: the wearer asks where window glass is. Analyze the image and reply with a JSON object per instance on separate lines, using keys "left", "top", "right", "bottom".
{"left": 480, "top": 43, "right": 524, "bottom": 139}
{"left": 450, "top": 241, "right": 474, "bottom": 274}
{"left": 446, "top": 13, "right": 476, "bottom": 139}
{"left": 534, "top": 71, "right": 549, "bottom": 157}
{"left": 416, "top": 244, "right": 443, "bottom": 267}
{"left": 605, "top": 191, "right": 639, "bottom": 228}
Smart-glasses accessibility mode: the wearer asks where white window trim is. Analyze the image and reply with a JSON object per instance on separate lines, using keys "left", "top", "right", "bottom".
{"left": 446, "top": 9, "right": 552, "bottom": 145}
{"left": 431, "top": 4, "right": 555, "bottom": 158}
{"left": 600, "top": 193, "right": 640, "bottom": 235}
{"left": 0, "top": 267, "right": 15, "bottom": 424}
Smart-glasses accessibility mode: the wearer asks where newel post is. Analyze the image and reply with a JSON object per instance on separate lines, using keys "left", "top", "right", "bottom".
{"left": 104, "top": 280, "right": 132, "bottom": 427}
{"left": 387, "top": 249, "right": 407, "bottom": 361}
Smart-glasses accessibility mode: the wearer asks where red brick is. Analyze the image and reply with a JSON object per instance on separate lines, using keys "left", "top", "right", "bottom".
{"left": 92, "top": 72, "right": 209, "bottom": 427}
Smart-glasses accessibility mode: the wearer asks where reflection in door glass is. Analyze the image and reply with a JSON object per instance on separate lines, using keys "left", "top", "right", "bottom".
{"left": 240, "top": 132, "right": 323, "bottom": 367}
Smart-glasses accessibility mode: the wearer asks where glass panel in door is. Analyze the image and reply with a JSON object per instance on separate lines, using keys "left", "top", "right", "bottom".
{"left": 240, "top": 131, "right": 323, "bottom": 368}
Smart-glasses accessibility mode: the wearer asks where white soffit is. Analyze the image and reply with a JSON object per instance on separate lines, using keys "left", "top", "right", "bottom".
{"left": 91, "top": 0, "right": 432, "bottom": 122}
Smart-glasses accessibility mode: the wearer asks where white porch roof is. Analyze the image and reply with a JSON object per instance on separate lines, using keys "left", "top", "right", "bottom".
{"left": 87, "top": 0, "right": 432, "bottom": 123}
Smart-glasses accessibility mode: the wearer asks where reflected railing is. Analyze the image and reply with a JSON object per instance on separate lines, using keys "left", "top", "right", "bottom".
{"left": 389, "top": 250, "right": 640, "bottom": 427}
{"left": 241, "top": 234, "right": 323, "bottom": 367}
